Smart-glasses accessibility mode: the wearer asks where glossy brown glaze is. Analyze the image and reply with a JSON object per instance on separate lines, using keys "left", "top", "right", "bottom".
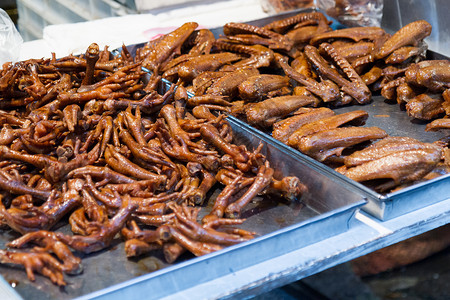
{"left": 298, "top": 126, "right": 387, "bottom": 161}
{"left": 406, "top": 93, "right": 445, "bottom": 120}
{"left": 0, "top": 34, "right": 308, "bottom": 285}
{"left": 306, "top": 43, "right": 371, "bottom": 104}
{"left": 344, "top": 136, "right": 441, "bottom": 167}
{"left": 238, "top": 74, "right": 291, "bottom": 101}
{"left": 342, "top": 148, "right": 442, "bottom": 187}
{"left": 426, "top": 118, "right": 450, "bottom": 131}
{"left": 287, "top": 110, "right": 368, "bottom": 147}
{"left": 177, "top": 52, "right": 242, "bottom": 82}
{"left": 263, "top": 11, "right": 330, "bottom": 34}
{"left": 276, "top": 53, "right": 340, "bottom": 103}
{"left": 310, "top": 26, "right": 386, "bottom": 45}
{"left": 224, "top": 22, "right": 293, "bottom": 51}
{"left": 206, "top": 67, "right": 260, "bottom": 98}
{"left": 272, "top": 107, "right": 335, "bottom": 143}
{"left": 245, "top": 95, "right": 317, "bottom": 127}
{"left": 406, "top": 60, "right": 450, "bottom": 92}
{"left": 375, "top": 20, "right": 432, "bottom": 59}
{"left": 142, "top": 22, "right": 198, "bottom": 72}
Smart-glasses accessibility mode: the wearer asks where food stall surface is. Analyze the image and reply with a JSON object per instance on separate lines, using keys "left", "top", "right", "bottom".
{"left": 2, "top": 1, "right": 449, "bottom": 299}
{"left": 256, "top": 233, "right": 450, "bottom": 300}
{"left": 1, "top": 199, "right": 450, "bottom": 299}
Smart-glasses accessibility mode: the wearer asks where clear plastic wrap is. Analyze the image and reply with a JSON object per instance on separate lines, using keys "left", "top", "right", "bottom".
{"left": 261, "top": 0, "right": 383, "bottom": 28}
{"left": 316, "top": 0, "right": 384, "bottom": 27}
{"left": 0, "top": 8, "right": 23, "bottom": 64}
{"left": 261, "top": 0, "right": 315, "bottom": 15}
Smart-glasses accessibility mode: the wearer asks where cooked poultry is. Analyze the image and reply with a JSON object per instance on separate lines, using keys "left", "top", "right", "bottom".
{"left": 337, "top": 136, "right": 443, "bottom": 190}
{"left": 341, "top": 148, "right": 442, "bottom": 189}
{"left": 310, "top": 26, "right": 386, "bottom": 46}
{"left": 238, "top": 74, "right": 291, "bottom": 101}
{"left": 287, "top": 110, "right": 368, "bottom": 147}
{"left": 298, "top": 126, "right": 387, "bottom": 162}
{"left": 206, "top": 67, "right": 260, "bottom": 98}
{"left": 426, "top": 118, "right": 450, "bottom": 131}
{"left": 0, "top": 36, "right": 306, "bottom": 285}
{"left": 375, "top": 20, "right": 432, "bottom": 60}
{"left": 405, "top": 60, "right": 450, "bottom": 92}
{"left": 177, "top": 52, "right": 242, "bottom": 82}
{"left": 0, "top": 11, "right": 448, "bottom": 288}
{"left": 443, "top": 89, "right": 450, "bottom": 115}
{"left": 305, "top": 43, "right": 371, "bottom": 104}
{"left": 141, "top": 22, "right": 198, "bottom": 73}
{"left": 245, "top": 95, "right": 317, "bottom": 127}
{"left": 272, "top": 107, "right": 335, "bottom": 143}
{"left": 344, "top": 136, "right": 441, "bottom": 167}
{"left": 406, "top": 94, "right": 445, "bottom": 120}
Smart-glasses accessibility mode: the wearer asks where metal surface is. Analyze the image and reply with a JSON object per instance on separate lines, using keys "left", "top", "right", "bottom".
{"left": 85, "top": 7, "right": 450, "bottom": 298}
{"left": 224, "top": 66, "right": 450, "bottom": 220}
{"left": 155, "top": 197, "right": 450, "bottom": 300}
{"left": 204, "top": 10, "right": 450, "bottom": 221}
{"left": 331, "top": 92, "right": 450, "bottom": 220}
{"left": 231, "top": 104, "right": 449, "bottom": 221}
{"left": 0, "top": 114, "right": 365, "bottom": 300}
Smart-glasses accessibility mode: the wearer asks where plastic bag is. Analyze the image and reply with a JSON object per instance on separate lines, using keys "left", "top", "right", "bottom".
{"left": 316, "top": 0, "right": 384, "bottom": 27}
{"left": 0, "top": 8, "right": 23, "bottom": 65}
{"left": 260, "top": 0, "right": 383, "bottom": 27}
{"left": 261, "top": 0, "right": 316, "bottom": 14}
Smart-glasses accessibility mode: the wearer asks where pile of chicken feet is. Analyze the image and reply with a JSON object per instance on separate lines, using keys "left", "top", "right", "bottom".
{"left": 0, "top": 41, "right": 305, "bottom": 286}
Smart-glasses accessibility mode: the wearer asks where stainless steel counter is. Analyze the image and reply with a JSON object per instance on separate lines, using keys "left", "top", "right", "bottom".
{"left": 80, "top": 196, "right": 450, "bottom": 299}
{"left": 2, "top": 195, "right": 450, "bottom": 299}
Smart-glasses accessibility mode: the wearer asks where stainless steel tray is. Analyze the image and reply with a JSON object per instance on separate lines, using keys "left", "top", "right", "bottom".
{"left": 0, "top": 114, "right": 365, "bottom": 300}
{"left": 230, "top": 106, "right": 450, "bottom": 221}
{"left": 203, "top": 10, "right": 450, "bottom": 220}
{"left": 330, "top": 95, "right": 450, "bottom": 220}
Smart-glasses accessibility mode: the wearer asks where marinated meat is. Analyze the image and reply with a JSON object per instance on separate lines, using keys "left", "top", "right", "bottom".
{"left": 342, "top": 148, "right": 442, "bottom": 186}
{"left": 238, "top": 74, "right": 291, "bottom": 101}
{"left": 272, "top": 107, "right": 335, "bottom": 143}
{"left": 245, "top": 95, "right": 317, "bottom": 127}
{"left": 344, "top": 136, "right": 443, "bottom": 167}
{"left": 298, "top": 126, "right": 387, "bottom": 161}
{"left": 406, "top": 94, "right": 445, "bottom": 120}
{"left": 287, "top": 110, "right": 368, "bottom": 147}
{"left": 426, "top": 118, "right": 450, "bottom": 131}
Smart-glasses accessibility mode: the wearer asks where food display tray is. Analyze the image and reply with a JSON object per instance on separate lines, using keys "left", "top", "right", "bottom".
{"left": 0, "top": 114, "right": 365, "bottom": 300}
{"left": 201, "top": 11, "right": 450, "bottom": 221}
{"left": 227, "top": 107, "right": 450, "bottom": 221}
{"left": 329, "top": 79, "right": 450, "bottom": 220}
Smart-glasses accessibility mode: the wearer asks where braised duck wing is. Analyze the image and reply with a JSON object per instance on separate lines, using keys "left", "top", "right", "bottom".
{"left": 343, "top": 148, "right": 442, "bottom": 186}
{"left": 272, "top": 107, "right": 335, "bottom": 143}
{"left": 246, "top": 95, "right": 317, "bottom": 128}
{"left": 287, "top": 110, "right": 368, "bottom": 147}
{"left": 344, "top": 136, "right": 441, "bottom": 167}
{"left": 298, "top": 126, "right": 387, "bottom": 162}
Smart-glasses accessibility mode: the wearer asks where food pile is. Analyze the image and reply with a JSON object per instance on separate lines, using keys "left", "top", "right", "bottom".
{"left": 142, "top": 12, "right": 449, "bottom": 192}
{"left": 0, "top": 10, "right": 449, "bottom": 287}
{"left": 0, "top": 39, "right": 305, "bottom": 285}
